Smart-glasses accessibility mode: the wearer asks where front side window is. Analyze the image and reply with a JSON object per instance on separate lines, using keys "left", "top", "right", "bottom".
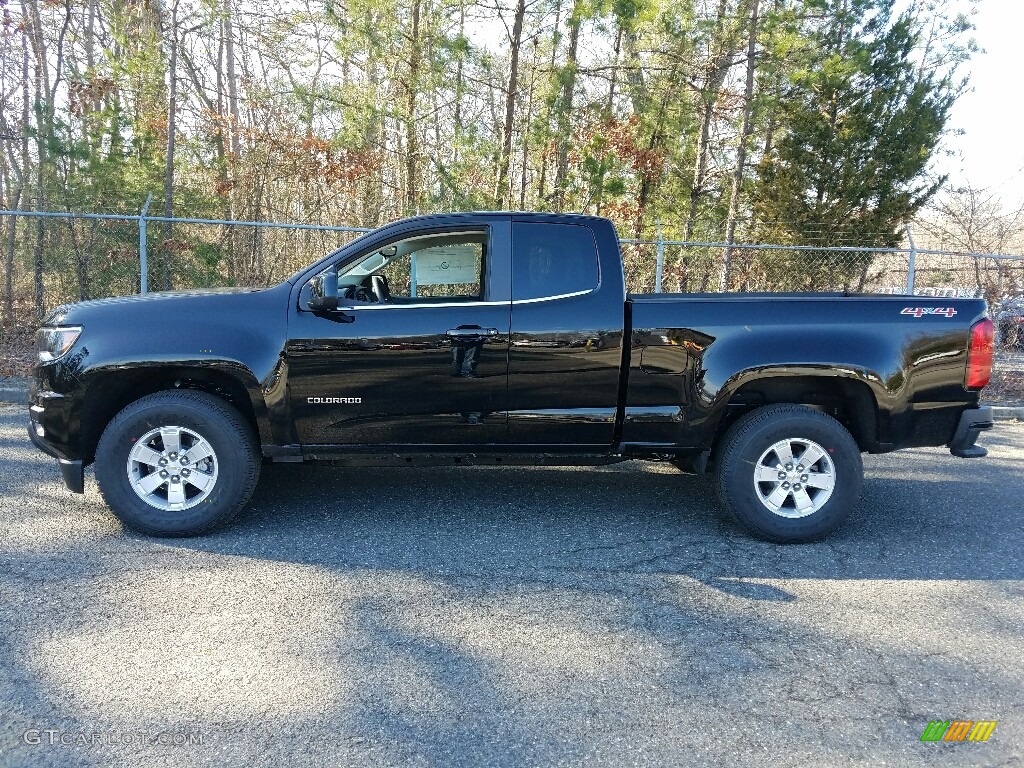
{"left": 513, "top": 223, "right": 600, "bottom": 301}
{"left": 336, "top": 230, "right": 487, "bottom": 304}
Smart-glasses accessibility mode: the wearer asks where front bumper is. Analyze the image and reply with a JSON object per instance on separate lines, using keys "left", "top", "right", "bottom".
{"left": 28, "top": 421, "right": 85, "bottom": 493}
{"left": 948, "top": 406, "right": 994, "bottom": 458}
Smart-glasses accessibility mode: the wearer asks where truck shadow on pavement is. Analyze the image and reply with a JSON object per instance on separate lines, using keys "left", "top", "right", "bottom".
{"left": 177, "top": 450, "right": 1024, "bottom": 588}
{"left": 154, "top": 455, "right": 1024, "bottom": 764}
{"left": 158, "top": 449, "right": 1022, "bottom": 763}
{"left": 3, "top": 423, "right": 1023, "bottom": 766}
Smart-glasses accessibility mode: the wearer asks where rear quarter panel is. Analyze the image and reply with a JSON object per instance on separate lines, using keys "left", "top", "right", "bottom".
{"left": 624, "top": 294, "right": 988, "bottom": 451}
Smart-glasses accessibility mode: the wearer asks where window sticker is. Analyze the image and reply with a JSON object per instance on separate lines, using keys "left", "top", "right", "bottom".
{"left": 415, "top": 246, "right": 479, "bottom": 285}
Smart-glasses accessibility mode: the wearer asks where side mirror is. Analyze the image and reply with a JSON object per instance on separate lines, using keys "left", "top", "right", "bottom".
{"left": 309, "top": 266, "right": 339, "bottom": 311}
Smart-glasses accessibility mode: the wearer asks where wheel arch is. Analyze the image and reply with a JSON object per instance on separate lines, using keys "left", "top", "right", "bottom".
{"left": 79, "top": 364, "right": 267, "bottom": 464}
{"left": 707, "top": 372, "right": 880, "bottom": 464}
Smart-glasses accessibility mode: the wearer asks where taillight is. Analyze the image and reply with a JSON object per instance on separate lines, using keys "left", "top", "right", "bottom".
{"left": 966, "top": 318, "right": 994, "bottom": 389}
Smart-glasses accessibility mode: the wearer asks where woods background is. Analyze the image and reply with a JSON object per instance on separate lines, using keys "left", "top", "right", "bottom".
{"left": 1, "top": 0, "right": 1022, "bottom": 327}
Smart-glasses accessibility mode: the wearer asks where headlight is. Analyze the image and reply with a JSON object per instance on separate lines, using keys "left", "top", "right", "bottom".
{"left": 36, "top": 326, "right": 82, "bottom": 363}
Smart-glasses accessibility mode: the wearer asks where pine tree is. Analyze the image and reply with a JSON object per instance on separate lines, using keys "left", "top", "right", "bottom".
{"left": 752, "top": 0, "right": 959, "bottom": 288}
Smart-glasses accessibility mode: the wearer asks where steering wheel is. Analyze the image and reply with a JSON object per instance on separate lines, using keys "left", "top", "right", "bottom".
{"left": 370, "top": 275, "right": 391, "bottom": 304}
{"left": 339, "top": 285, "right": 373, "bottom": 303}
{"left": 339, "top": 279, "right": 388, "bottom": 304}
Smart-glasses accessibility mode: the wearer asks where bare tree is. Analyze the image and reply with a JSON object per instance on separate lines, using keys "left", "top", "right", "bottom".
{"left": 552, "top": 0, "right": 582, "bottom": 211}
{"left": 495, "top": 0, "right": 528, "bottom": 207}
{"left": 162, "top": 0, "right": 179, "bottom": 290}
{"left": 721, "top": 0, "right": 759, "bottom": 291}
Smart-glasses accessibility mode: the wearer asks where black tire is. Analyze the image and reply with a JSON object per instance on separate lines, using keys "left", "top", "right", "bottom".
{"left": 94, "top": 390, "right": 260, "bottom": 536}
{"left": 715, "top": 404, "right": 862, "bottom": 543}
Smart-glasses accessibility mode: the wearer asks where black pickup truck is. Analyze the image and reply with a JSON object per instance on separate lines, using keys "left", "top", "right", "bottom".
{"left": 29, "top": 212, "right": 995, "bottom": 542}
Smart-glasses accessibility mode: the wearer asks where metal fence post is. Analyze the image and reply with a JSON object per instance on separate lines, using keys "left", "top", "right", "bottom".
{"left": 654, "top": 219, "right": 664, "bottom": 293}
{"left": 139, "top": 193, "right": 153, "bottom": 294}
{"left": 904, "top": 223, "right": 916, "bottom": 295}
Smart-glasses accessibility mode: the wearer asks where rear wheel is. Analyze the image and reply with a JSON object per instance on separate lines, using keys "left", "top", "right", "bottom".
{"left": 95, "top": 390, "right": 260, "bottom": 536}
{"left": 715, "top": 404, "right": 862, "bottom": 543}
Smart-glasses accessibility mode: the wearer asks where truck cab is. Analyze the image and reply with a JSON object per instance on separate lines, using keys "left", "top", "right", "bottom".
{"left": 287, "top": 213, "right": 626, "bottom": 448}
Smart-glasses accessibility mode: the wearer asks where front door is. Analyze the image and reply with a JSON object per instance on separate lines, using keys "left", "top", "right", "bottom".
{"left": 287, "top": 219, "right": 512, "bottom": 446}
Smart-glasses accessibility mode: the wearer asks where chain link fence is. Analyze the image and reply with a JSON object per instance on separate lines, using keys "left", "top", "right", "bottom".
{"left": 0, "top": 207, "right": 371, "bottom": 313}
{"left": 620, "top": 239, "right": 1024, "bottom": 298}
{"left": 7, "top": 210, "right": 1023, "bottom": 301}
{"left": 2, "top": 208, "right": 1022, "bottom": 400}
{"left": 620, "top": 241, "right": 917, "bottom": 294}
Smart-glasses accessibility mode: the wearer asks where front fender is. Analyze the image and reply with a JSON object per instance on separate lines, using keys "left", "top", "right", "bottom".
{"left": 33, "top": 284, "right": 292, "bottom": 461}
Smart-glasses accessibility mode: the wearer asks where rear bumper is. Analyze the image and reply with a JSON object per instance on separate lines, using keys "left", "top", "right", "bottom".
{"left": 948, "top": 406, "right": 994, "bottom": 458}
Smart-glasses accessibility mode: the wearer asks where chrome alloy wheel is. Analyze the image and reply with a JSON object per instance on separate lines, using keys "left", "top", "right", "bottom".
{"left": 126, "top": 426, "right": 219, "bottom": 511}
{"left": 752, "top": 437, "right": 836, "bottom": 518}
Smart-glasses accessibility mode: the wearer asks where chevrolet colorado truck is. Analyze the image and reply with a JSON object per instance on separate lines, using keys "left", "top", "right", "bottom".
{"left": 29, "top": 212, "right": 995, "bottom": 542}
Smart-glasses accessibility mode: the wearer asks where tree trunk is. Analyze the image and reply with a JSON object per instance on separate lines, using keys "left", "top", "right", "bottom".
{"left": 162, "top": 0, "right": 178, "bottom": 290}
{"left": 684, "top": 0, "right": 732, "bottom": 242}
{"left": 759, "top": 0, "right": 782, "bottom": 160}
{"left": 634, "top": 67, "right": 676, "bottom": 239}
{"left": 606, "top": 26, "right": 622, "bottom": 115}
{"left": 67, "top": 218, "right": 90, "bottom": 301}
{"left": 683, "top": 99, "right": 716, "bottom": 242}
{"left": 405, "top": 0, "right": 422, "bottom": 213}
{"left": 496, "top": 0, "right": 527, "bottom": 208}
{"left": 721, "top": 0, "right": 760, "bottom": 291}
{"left": 520, "top": 38, "right": 539, "bottom": 210}
{"left": 620, "top": 27, "right": 647, "bottom": 115}
{"left": 9, "top": 28, "right": 31, "bottom": 325}
{"left": 222, "top": 0, "right": 242, "bottom": 162}
{"left": 1, "top": 31, "right": 25, "bottom": 326}
{"left": 2, "top": 173, "right": 19, "bottom": 326}
{"left": 815, "top": 0, "right": 849, "bottom": 210}
{"left": 223, "top": 0, "right": 241, "bottom": 281}
{"left": 552, "top": 0, "right": 582, "bottom": 211}
{"left": 536, "top": 0, "right": 561, "bottom": 202}
{"left": 453, "top": 0, "right": 465, "bottom": 164}
{"left": 32, "top": 171, "right": 44, "bottom": 318}
{"left": 25, "top": 0, "right": 48, "bottom": 319}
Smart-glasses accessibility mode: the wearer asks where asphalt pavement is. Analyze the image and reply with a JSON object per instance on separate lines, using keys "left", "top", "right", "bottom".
{"left": 0, "top": 402, "right": 1021, "bottom": 768}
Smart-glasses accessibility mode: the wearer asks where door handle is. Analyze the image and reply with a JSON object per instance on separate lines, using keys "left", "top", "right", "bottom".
{"left": 446, "top": 327, "right": 499, "bottom": 339}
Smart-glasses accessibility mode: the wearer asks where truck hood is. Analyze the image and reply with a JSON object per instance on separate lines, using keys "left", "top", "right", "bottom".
{"left": 45, "top": 286, "right": 277, "bottom": 326}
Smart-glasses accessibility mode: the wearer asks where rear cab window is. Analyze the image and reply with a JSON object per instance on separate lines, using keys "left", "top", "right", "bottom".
{"left": 512, "top": 223, "right": 600, "bottom": 301}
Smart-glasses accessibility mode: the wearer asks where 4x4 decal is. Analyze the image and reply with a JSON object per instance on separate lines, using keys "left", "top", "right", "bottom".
{"left": 901, "top": 307, "right": 958, "bottom": 318}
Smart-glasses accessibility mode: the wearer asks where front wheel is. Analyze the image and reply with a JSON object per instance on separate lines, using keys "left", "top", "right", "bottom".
{"left": 715, "top": 404, "right": 862, "bottom": 543}
{"left": 95, "top": 390, "right": 260, "bottom": 536}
